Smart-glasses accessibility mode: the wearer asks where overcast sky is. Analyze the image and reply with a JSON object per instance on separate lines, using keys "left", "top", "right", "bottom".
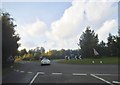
{"left": 2, "top": 0, "right": 119, "bottom": 51}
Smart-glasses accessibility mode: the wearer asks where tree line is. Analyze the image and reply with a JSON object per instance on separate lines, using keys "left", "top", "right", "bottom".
{"left": 15, "top": 48, "right": 80, "bottom": 61}
{"left": 15, "top": 47, "right": 45, "bottom": 61}
{"left": 16, "top": 26, "right": 120, "bottom": 61}
{"left": 78, "top": 26, "right": 120, "bottom": 58}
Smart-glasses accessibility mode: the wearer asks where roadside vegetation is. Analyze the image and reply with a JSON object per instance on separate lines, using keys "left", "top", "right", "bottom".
{"left": 2, "top": 12, "right": 20, "bottom": 68}
{"left": 15, "top": 27, "right": 120, "bottom": 63}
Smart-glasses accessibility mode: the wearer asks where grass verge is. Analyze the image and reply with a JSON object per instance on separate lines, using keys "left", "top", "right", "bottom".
{"left": 58, "top": 57, "right": 119, "bottom": 65}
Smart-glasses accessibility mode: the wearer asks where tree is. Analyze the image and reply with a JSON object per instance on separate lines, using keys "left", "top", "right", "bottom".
{"left": 116, "top": 36, "right": 120, "bottom": 56}
{"left": 19, "top": 48, "right": 28, "bottom": 56}
{"left": 107, "top": 33, "right": 117, "bottom": 56}
{"left": 28, "top": 49, "right": 34, "bottom": 54}
{"left": 46, "top": 50, "right": 58, "bottom": 59}
{"left": 78, "top": 26, "right": 99, "bottom": 58}
{"left": 116, "top": 28, "right": 120, "bottom": 56}
{"left": 98, "top": 41, "right": 108, "bottom": 56}
{"left": 2, "top": 12, "right": 20, "bottom": 67}
{"left": 118, "top": 27, "right": 120, "bottom": 36}
{"left": 59, "top": 49, "right": 65, "bottom": 57}
{"left": 99, "top": 41, "right": 106, "bottom": 48}
{"left": 40, "top": 47, "right": 45, "bottom": 54}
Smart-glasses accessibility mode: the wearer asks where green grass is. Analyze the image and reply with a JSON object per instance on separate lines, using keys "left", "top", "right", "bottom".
{"left": 58, "top": 57, "right": 119, "bottom": 64}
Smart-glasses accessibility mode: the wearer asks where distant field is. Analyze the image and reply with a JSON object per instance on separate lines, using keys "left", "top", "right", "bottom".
{"left": 58, "top": 57, "right": 119, "bottom": 64}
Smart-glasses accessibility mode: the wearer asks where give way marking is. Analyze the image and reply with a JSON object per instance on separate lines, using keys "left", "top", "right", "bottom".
{"left": 29, "top": 72, "right": 44, "bottom": 85}
{"left": 90, "top": 74, "right": 114, "bottom": 85}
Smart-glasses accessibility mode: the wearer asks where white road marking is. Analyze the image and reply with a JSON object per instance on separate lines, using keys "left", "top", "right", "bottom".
{"left": 112, "top": 81, "right": 120, "bottom": 84}
{"left": 72, "top": 73, "right": 87, "bottom": 76}
{"left": 38, "top": 72, "right": 45, "bottom": 74}
{"left": 90, "top": 74, "right": 114, "bottom": 85}
{"left": 20, "top": 71, "right": 24, "bottom": 73}
{"left": 16, "top": 70, "right": 19, "bottom": 72}
{"left": 28, "top": 72, "right": 33, "bottom": 74}
{"left": 29, "top": 72, "right": 39, "bottom": 85}
{"left": 52, "top": 73, "right": 62, "bottom": 75}
{"left": 14, "top": 69, "right": 19, "bottom": 72}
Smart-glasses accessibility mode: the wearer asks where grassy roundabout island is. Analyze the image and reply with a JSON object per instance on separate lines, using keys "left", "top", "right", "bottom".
{"left": 58, "top": 57, "right": 119, "bottom": 64}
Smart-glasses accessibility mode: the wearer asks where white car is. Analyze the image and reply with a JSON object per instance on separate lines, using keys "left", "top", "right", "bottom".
{"left": 41, "top": 58, "right": 51, "bottom": 65}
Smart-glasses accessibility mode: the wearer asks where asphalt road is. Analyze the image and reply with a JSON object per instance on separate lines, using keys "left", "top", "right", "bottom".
{"left": 2, "top": 60, "right": 119, "bottom": 85}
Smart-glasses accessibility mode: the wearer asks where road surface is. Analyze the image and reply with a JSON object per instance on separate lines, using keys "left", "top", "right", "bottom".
{"left": 2, "top": 60, "right": 119, "bottom": 85}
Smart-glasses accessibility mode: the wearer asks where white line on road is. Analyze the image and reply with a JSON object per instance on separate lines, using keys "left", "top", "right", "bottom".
{"left": 90, "top": 74, "right": 114, "bottom": 85}
{"left": 16, "top": 70, "right": 19, "bottom": 72}
{"left": 29, "top": 72, "right": 39, "bottom": 85}
{"left": 112, "top": 81, "right": 120, "bottom": 84}
{"left": 14, "top": 69, "right": 19, "bottom": 72}
{"left": 72, "top": 73, "right": 87, "bottom": 76}
{"left": 28, "top": 72, "right": 33, "bottom": 74}
{"left": 20, "top": 71, "right": 24, "bottom": 73}
{"left": 52, "top": 73, "right": 62, "bottom": 75}
{"left": 38, "top": 72, "right": 45, "bottom": 74}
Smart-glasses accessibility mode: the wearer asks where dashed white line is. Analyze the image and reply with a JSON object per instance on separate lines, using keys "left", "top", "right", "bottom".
{"left": 12, "top": 69, "right": 118, "bottom": 85}
{"left": 28, "top": 72, "right": 32, "bottom": 74}
{"left": 16, "top": 70, "right": 19, "bottom": 72}
{"left": 112, "top": 81, "right": 120, "bottom": 84}
{"left": 29, "top": 72, "right": 39, "bottom": 85}
{"left": 20, "top": 71, "right": 24, "bottom": 73}
{"left": 52, "top": 73, "right": 62, "bottom": 75}
{"left": 72, "top": 73, "right": 87, "bottom": 76}
{"left": 14, "top": 69, "right": 20, "bottom": 72}
{"left": 90, "top": 74, "right": 114, "bottom": 85}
